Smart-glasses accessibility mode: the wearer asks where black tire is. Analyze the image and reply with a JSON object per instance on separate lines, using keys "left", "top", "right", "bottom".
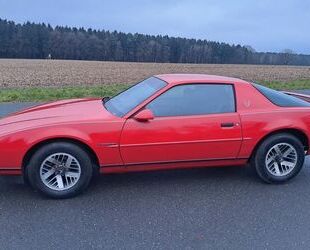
{"left": 22, "top": 166, "right": 31, "bottom": 186}
{"left": 27, "top": 142, "right": 93, "bottom": 199}
{"left": 252, "top": 133, "right": 305, "bottom": 183}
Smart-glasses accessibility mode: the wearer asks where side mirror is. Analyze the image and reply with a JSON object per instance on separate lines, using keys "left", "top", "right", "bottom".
{"left": 133, "top": 109, "right": 154, "bottom": 122}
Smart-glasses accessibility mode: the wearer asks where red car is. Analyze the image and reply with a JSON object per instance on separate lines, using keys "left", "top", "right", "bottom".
{"left": 0, "top": 74, "right": 309, "bottom": 198}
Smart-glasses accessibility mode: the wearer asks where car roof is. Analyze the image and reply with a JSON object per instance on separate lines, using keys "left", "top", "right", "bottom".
{"left": 155, "top": 74, "right": 249, "bottom": 85}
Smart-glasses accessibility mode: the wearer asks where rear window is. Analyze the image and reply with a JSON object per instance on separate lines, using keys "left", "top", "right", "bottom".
{"left": 253, "top": 83, "right": 310, "bottom": 107}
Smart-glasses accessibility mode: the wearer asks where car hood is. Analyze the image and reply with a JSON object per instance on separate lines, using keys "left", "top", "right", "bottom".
{"left": 0, "top": 98, "right": 117, "bottom": 134}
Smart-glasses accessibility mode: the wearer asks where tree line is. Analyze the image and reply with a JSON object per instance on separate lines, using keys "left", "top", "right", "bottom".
{"left": 0, "top": 18, "right": 309, "bottom": 65}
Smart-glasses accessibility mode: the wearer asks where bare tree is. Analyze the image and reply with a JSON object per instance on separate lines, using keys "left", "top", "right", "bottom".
{"left": 245, "top": 45, "right": 256, "bottom": 53}
{"left": 281, "top": 49, "right": 295, "bottom": 65}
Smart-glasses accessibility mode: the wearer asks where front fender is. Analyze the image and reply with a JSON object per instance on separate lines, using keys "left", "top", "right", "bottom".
{"left": 0, "top": 125, "right": 93, "bottom": 170}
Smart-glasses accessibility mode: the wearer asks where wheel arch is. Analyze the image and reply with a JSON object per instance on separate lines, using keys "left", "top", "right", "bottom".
{"left": 249, "top": 128, "right": 309, "bottom": 162}
{"left": 22, "top": 137, "right": 100, "bottom": 173}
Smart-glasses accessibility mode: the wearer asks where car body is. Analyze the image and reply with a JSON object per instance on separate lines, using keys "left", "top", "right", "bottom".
{"left": 0, "top": 74, "right": 309, "bottom": 198}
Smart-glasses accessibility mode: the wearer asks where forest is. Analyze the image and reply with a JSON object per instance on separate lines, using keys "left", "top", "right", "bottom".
{"left": 1, "top": 18, "right": 310, "bottom": 65}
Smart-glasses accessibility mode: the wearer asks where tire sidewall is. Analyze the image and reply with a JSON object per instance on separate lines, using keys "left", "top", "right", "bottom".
{"left": 28, "top": 142, "right": 93, "bottom": 198}
{"left": 255, "top": 134, "right": 305, "bottom": 183}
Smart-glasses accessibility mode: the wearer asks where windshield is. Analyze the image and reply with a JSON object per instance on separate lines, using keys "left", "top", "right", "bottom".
{"left": 253, "top": 83, "right": 310, "bottom": 107}
{"left": 104, "top": 77, "right": 167, "bottom": 117}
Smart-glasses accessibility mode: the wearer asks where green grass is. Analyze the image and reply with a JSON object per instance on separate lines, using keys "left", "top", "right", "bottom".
{"left": 261, "top": 79, "right": 310, "bottom": 90}
{"left": 0, "top": 80, "right": 309, "bottom": 102}
{"left": 0, "top": 84, "right": 131, "bottom": 102}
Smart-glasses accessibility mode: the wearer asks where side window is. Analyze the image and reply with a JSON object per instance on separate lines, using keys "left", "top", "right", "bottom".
{"left": 146, "top": 84, "right": 235, "bottom": 117}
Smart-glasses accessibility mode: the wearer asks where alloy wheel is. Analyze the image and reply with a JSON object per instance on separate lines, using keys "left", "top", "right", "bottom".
{"left": 265, "top": 143, "right": 298, "bottom": 177}
{"left": 40, "top": 153, "right": 81, "bottom": 191}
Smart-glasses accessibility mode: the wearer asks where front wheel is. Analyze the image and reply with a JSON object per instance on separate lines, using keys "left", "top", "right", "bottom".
{"left": 252, "top": 133, "right": 305, "bottom": 183}
{"left": 27, "top": 142, "right": 93, "bottom": 199}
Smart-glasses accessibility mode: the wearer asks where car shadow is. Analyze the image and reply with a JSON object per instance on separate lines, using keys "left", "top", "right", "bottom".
{"left": 93, "top": 165, "right": 258, "bottom": 187}
{"left": 0, "top": 166, "right": 253, "bottom": 196}
{"left": 0, "top": 156, "right": 309, "bottom": 200}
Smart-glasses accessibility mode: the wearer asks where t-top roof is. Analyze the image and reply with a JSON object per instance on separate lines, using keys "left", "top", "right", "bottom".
{"left": 155, "top": 74, "right": 249, "bottom": 85}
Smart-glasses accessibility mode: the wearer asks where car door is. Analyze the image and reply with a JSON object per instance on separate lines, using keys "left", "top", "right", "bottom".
{"left": 120, "top": 83, "right": 242, "bottom": 165}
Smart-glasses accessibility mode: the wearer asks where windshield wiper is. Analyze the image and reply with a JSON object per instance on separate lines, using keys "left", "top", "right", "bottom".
{"left": 102, "top": 96, "right": 110, "bottom": 104}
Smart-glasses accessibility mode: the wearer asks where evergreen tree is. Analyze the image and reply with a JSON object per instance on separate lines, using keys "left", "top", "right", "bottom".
{"left": 0, "top": 18, "right": 309, "bottom": 66}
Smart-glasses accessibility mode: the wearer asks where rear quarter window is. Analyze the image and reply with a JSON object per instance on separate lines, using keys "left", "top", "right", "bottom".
{"left": 253, "top": 83, "right": 310, "bottom": 107}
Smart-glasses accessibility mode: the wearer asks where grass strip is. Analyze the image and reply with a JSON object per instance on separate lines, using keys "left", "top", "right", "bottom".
{"left": 0, "top": 84, "right": 130, "bottom": 102}
{"left": 0, "top": 80, "right": 309, "bottom": 102}
{"left": 261, "top": 79, "right": 310, "bottom": 90}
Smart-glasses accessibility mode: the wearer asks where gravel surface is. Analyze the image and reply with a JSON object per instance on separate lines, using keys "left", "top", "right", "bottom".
{"left": 0, "top": 100, "right": 310, "bottom": 249}
{"left": 0, "top": 102, "right": 41, "bottom": 117}
{"left": 295, "top": 89, "right": 310, "bottom": 95}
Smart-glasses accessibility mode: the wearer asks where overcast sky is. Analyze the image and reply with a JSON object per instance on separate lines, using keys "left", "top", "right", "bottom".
{"left": 0, "top": 0, "right": 309, "bottom": 54}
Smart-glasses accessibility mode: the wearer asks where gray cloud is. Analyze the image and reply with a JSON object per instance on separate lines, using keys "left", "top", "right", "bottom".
{"left": 0, "top": 0, "right": 309, "bottom": 54}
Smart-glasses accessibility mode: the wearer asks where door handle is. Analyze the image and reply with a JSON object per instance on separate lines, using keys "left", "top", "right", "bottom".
{"left": 221, "top": 122, "right": 235, "bottom": 128}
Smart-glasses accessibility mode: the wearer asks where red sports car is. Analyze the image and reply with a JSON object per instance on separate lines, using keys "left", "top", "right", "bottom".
{"left": 0, "top": 74, "right": 309, "bottom": 198}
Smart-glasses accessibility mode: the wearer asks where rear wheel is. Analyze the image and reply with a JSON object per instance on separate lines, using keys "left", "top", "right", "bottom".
{"left": 252, "top": 133, "right": 305, "bottom": 183}
{"left": 27, "top": 142, "right": 93, "bottom": 198}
